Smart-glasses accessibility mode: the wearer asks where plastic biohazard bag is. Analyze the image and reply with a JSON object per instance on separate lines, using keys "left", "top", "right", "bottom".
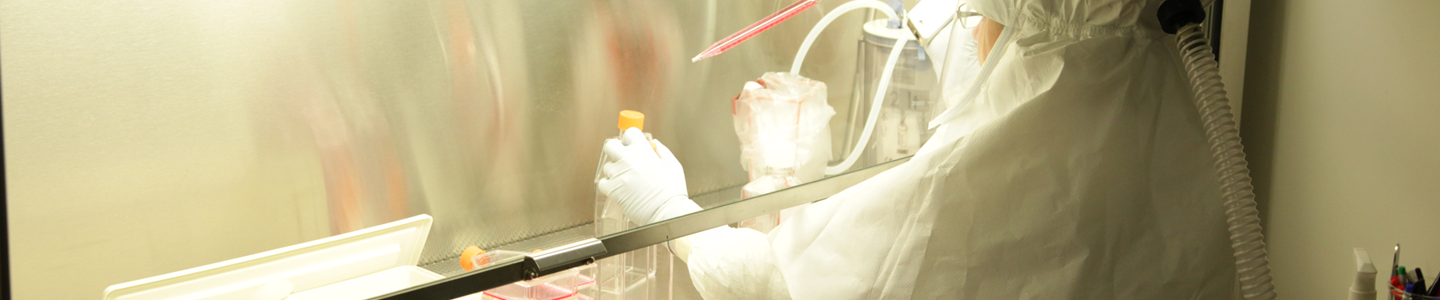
{"left": 731, "top": 72, "right": 835, "bottom": 232}
{"left": 732, "top": 72, "right": 835, "bottom": 183}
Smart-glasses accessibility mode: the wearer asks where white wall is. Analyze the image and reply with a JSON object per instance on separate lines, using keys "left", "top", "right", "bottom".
{"left": 1243, "top": 0, "right": 1440, "bottom": 298}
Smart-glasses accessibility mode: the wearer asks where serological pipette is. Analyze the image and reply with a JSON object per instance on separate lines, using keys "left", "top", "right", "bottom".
{"left": 691, "top": 0, "right": 817, "bottom": 62}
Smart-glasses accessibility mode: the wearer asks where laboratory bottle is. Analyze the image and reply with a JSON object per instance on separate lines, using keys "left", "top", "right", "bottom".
{"left": 738, "top": 142, "right": 803, "bottom": 234}
{"left": 843, "top": 19, "right": 941, "bottom": 166}
{"left": 593, "top": 110, "right": 671, "bottom": 300}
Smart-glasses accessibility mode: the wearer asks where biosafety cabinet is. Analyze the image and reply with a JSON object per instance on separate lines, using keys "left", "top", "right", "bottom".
{"left": 2, "top": 0, "right": 1246, "bottom": 299}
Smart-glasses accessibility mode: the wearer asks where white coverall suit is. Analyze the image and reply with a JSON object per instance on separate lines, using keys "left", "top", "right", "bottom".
{"left": 596, "top": 0, "right": 1239, "bottom": 298}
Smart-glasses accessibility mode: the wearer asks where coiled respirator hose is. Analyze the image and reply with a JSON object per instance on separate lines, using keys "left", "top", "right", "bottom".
{"left": 1161, "top": 1, "right": 1277, "bottom": 298}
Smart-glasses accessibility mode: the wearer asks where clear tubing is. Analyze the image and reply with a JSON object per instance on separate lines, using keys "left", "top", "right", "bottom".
{"left": 825, "top": 36, "right": 907, "bottom": 175}
{"left": 790, "top": 1, "right": 897, "bottom": 74}
{"left": 786, "top": 0, "right": 902, "bottom": 175}
{"left": 927, "top": 25, "right": 1014, "bottom": 129}
{"left": 1174, "top": 23, "right": 1277, "bottom": 300}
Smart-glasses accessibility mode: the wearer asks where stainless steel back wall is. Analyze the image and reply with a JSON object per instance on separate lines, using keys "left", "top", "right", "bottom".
{"left": 1, "top": 0, "right": 871, "bottom": 298}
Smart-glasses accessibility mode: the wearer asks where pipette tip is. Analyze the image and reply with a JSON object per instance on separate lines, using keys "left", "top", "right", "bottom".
{"left": 691, "top": 53, "right": 713, "bottom": 63}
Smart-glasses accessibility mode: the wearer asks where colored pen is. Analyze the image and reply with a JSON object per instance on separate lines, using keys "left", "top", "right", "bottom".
{"left": 1401, "top": 266, "right": 1411, "bottom": 299}
{"left": 1430, "top": 273, "right": 1440, "bottom": 296}
{"left": 1417, "top": 268, "right": 1428, "bottom": 297}
{"left": 1407, "top": 270, "right": 1419, "bottom": 296}
{"left": 1399, "top": 275, "right": 1411, "bottom": 298}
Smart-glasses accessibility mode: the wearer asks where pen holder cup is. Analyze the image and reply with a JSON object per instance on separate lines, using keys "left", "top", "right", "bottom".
{"left": 1390, "top": 287, "right": 1440, "bottom": 300}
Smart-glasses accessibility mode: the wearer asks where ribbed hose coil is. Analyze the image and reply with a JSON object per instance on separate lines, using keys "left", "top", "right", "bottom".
{"left": 1175, "top": 23, "right": 1277, "bottom": 300}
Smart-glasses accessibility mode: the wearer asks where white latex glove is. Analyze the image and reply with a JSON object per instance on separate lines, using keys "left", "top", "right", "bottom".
{"left": 597, "top": 128, "right": 699, "bottom": 224}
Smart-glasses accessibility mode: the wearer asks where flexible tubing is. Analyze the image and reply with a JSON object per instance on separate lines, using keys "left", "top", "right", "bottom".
{"left": 824, "top": 36, "right": 908, "bottom": 175}
{"left": 1175, "top": 23, "right": 1277, "bottom": 300}
{"left": 790, "top": 1, "right": 898, "bottom": 74}
{"left": 926, "top": 26, "right": 1014, "bottom": 129}
{"left": 788, "top": 0, "right": 905, "bottom": 175}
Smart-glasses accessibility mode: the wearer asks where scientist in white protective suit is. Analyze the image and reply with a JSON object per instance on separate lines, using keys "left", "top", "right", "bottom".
{"left": 596, "top": 0, "right": 1239, "bottom": 298}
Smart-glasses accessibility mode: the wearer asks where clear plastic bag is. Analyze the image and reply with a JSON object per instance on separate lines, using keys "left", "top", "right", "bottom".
{"left": 731, "top": 72, "right": 835, "bottom": 233}
{"left": 732, "top": 72, "right": 835, "bottom": 182}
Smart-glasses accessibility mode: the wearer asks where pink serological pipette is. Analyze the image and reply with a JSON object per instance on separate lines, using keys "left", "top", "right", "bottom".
{"left": 691, "top": 0, "right": 818, "bottom": 62}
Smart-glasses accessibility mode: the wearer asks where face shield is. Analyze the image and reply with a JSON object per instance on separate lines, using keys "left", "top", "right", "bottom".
{"left": 927, "top": 3, "right": 1014, "bottom": 130}
{"left": 935, "top": 4, "right": 986, "bottom": 110}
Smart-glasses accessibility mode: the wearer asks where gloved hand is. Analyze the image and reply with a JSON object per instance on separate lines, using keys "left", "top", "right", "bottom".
{"left": 597, "top": 128, "right": 698, "bottom": 224}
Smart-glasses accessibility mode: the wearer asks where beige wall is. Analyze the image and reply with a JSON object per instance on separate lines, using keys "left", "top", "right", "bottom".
{"left": 1243, "top": 0, "right": 1440, "bottom": 298}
